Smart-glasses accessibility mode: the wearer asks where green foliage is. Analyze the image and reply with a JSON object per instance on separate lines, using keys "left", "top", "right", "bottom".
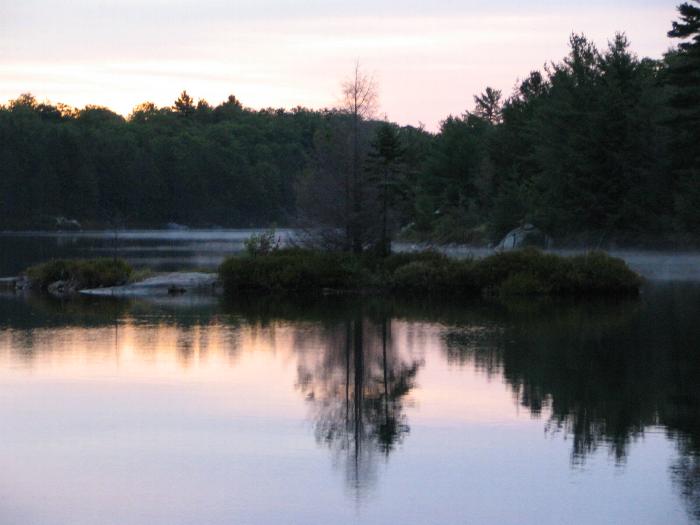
{"left": 473, "top": 87, "right": 503, "bottom": 123}
{"left": 474, "top": 248, "right": 642, "bottom": 296}
{"left": 0, "top": 93, "right": 327, "bottom": 229}
{"left": 26, "top": 258, "right": 132, "bottom": 290}
{"left": 173, "top": 90, "right": 195, "bottom": 117}
{"left": 219, "top": 249, "right": 368, "bottom": 293}
{"left": 219, "top": 248, "right": 640, "bottom": 298}
{"left": 496, "top": 272, "right": 548, "bottom": 296}
{"left": 378, "top": 250, "right": 448, "bottom": 273}
{"left": 419, "top": 114, "right": 492, "bottom": 230}
{"left": 666, "top": 1, "right": 700, "bottom": 231}
{"left": 474, "top": 249, "right": 566, "bottom": 290}
{"left": 390, "top": 258, "right": 478, "bottom": 295}
{"left": 566, "top": 251, "right": 644, "bottom": 293}
{"left": 365, "top": 122, "right": 407, "bottom": 255}
{"left": 412, "top": 29, "right": 688, "bottom": 244}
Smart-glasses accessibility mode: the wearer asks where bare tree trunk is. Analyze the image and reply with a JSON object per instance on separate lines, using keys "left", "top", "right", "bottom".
{"left": 342, "top": 62, "right": 377, "bottom": 254}
{"left": 382, "top": 318, "right": 389, "bottom": 425}
{"left": 381, "top": 166, "right": 389, "bottom": 256}
{"left": 345, "top": 321, "right": 351, "bottom": 430}
{"left": 352, "top": 104, "right": 362, "bottom": 253}
{"left": 353, "top": 317, "right": 364, "bottom": 468}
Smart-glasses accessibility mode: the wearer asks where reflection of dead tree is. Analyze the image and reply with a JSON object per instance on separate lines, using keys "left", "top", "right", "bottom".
{"left": 297, "top": 315, "right": 421, "bottom": 492}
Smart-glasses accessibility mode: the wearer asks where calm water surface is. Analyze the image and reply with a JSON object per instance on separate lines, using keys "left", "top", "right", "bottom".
{"left": 0, "top": 283, "right": 699, "bottom": 524}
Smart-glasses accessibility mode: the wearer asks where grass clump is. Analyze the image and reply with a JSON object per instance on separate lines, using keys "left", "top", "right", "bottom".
{"left": 219, "top": 249, "right": 368, "bottom": 293}
{"left": 243, "top": 228, "right": 281, "bottom": 257}
{"left": 390, "top": 257, "right": 478, "bottom": 295}
{"left": 219, "top": 248, "right": 641, "bottom": 298}
{"left": 473, "top": 249, "right": 567, "bottom": 295}
{"left": 26, "top": 258, "right": 133, "bottom": 290}
{"left": 474, "top": 248, "right": 642, "bottom": 296}
{"left": 565, "top": 251, "right": 643, "bottom": 294}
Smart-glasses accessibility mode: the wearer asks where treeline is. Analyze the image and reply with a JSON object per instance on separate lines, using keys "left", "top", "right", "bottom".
{"left": 0, "top": 93, "right": 323, "bottom": 228}
{"left": 1, "top": 1, "right": 698, "bottom": 247}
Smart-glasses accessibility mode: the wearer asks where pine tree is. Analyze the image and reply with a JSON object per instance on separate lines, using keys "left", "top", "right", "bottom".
{"left": 173, "top": 90, "right": 195, "bottom": 117}
{"left": 473, "top": 87, "right": 503, "bottom": 124}
{"left": 667, "top": 1, "right": 700, "bottom": 229}
{"left": 366, "top": 123, "right": 406, "bottom": 255}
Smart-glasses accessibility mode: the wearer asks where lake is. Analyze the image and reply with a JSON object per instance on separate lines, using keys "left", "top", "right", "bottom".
{"left": 0, "top": 232, "right": 699, "bottom": 524}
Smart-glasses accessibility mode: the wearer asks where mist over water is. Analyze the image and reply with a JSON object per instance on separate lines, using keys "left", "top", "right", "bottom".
{"left": 0, "top": 230, "right": 295, "bottom": 276}
{"left": 603, "top": 250, "right": 700, "bottom": 282}
{"left": 2, "top": 230, "right": 700, "bottom": 283}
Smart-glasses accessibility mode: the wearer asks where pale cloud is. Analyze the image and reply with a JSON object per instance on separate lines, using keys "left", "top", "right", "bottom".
{"left": 0, "top": 2, "right": 679, "bottom": 129}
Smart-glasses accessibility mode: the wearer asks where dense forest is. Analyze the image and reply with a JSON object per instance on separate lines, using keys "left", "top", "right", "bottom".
{"left": 1, "top": 1, "right": 698, "bottom": 248}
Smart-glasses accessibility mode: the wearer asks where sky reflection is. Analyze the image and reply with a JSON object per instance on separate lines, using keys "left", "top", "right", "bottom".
{"left": 0, "top": 291, "right": 697, "bottom": 524}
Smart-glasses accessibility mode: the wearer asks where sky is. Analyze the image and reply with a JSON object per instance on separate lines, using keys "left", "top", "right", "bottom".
{"left": 0, "top": 0, "right": 681, "bottom": 130}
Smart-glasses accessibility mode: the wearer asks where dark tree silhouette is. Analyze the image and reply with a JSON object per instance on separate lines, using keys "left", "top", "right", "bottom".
{"left": 173, "top": 90, "right": 196, "bottom": 117}
{"left": 473, "top": 86, "right": 503, "bottom": 124}
{"left": 296, "top": 314, "right": 421, "bottom": 492}
{"left": 366, "top": 122, "right": 406, "bottom": 255}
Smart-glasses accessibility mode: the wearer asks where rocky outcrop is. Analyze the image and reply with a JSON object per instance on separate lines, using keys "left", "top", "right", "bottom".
{"left": 0, "top": 276, "right": 32, "bottom": 292}
{"left": 496, "top": 224, "right": 552, "bottom": 251}
{"left": 80, "top": 272, "right": 219, "bottom": 297}
{"left": 54, "top": 216, "right": 81, "bottom": 230}
{"left": 47, "top": 280, "right": 78, "bottom": 297}
{"left": 166, "top": 222, "right": 189, "bottom": 231}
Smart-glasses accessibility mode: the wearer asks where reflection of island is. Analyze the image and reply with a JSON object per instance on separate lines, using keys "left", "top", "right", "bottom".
{"left": 296, "top": 315, "right": 422, "bottom": 493}
{"left": 443, "top": 286, "right": 700, "bottom": 522}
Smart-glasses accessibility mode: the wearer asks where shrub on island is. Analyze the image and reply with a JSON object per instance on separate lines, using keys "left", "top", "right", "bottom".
{"left": 473, "top": 249, "right": 642, "bottom": 296}
{"left": 218, "top": 249, "right": 368, "bottom": 293}
{"left": 26, "top": 258, "right": 133, "bottom": 291}
{"left": 219, "top": 248, "right": 641, "bottom": 298}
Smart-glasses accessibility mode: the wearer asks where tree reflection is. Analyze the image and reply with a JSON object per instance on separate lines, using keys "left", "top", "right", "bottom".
{"left": 443, "top": 285, "right": 700, "bottom": 521}
{"left": 5, "top": 287, "right": 700, "bottom": 519}
{"left": 672, "top": 438, "right": 700, "bottom": 522}
{"left": 296, "top": 314, "right": 421, "bottom": 492}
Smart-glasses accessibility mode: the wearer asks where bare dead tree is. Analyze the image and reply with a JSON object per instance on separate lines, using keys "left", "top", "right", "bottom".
{"left": 342, "top": 62, "right": 378, "bottom": 253}
{"left": 297, "top": 63, "right": 379, "bottom": 252}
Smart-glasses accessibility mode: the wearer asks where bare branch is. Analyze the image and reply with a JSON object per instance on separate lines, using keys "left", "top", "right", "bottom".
{"left": 341, "top": 61, "right": 378, "bottom": 119}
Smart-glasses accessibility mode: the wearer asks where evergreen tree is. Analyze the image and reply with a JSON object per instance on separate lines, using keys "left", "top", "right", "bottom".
{"left": 473, "top": 87, "right": 503, "bottom": 124}
{"left": 667, "top": 1, "right": 700, "bottom": 229}
{"left": 173, "top": 90, "right": 196, "bottom": 117}
{"left": 366, "top": 123, "right": 406, "bottom": 255}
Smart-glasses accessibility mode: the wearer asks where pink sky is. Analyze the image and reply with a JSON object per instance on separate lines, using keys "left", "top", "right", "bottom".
{"left": 0, "top": 1, "right": 679, "bottom": 130}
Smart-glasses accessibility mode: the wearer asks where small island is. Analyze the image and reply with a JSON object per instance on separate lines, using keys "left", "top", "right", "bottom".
{"left": 12, "top": 244, "right": 641, "bottom": 300}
